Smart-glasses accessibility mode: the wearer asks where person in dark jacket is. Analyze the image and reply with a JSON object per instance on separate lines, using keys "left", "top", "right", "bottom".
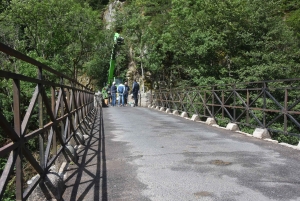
{"left": 124, "top": 82, "right": 130, "bottom": 106}
{"left": 132, "top": 79, "right": 140, "bottom": 106}
{"left": 111, "top": 82, "right": 117, "bottom": 106}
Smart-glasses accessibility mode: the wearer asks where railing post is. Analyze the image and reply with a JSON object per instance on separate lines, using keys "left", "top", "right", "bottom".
{"left": 263, "top": 82, "right": 267, "bottom": 128}
{"left": 222, "top": 90, "right": 224, "bottom": 119}
{"left": 284, "top": 89, "right": 288, "bottom": 134}
{"left": 66, "top": 88, "right": 71, "bottom": 139}
{"left": 51, "top": 86, "right": 57, "bottom": 157}
{"left": 204, "top": 91, "right": 206, "bottom": 117}
{"left": 75, "top": 88, "right": 79, "bottom": 127}
{"left": 233, "top": 84, "right": 236, "bottom": 122}
{"left": 150, "top": 89, "right": 153, "bottom": 105}
{"left": 60, "top": 77, "right": 65, "bottom": 143}
{"left": 78, "top": 91, "right": 82, "bottom": 124}
{"left": 212, "top": 86, "right": 215, "bottom": 117}
{"left": 70, "top": 82, "right": 75, "bottom": 131}
{"left": 246, "top": 89, "right": 249, "bottom": 125}
{"left": 13, "top": 79, "right": 23, "bottom": 201}
{"left": 83, "top": 91, "right": 87, "bottom": 117}
{"left": 38, "top": 66, "right": 45, "bottom": 170}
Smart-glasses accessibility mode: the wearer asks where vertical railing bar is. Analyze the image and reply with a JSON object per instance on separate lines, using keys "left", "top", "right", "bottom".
{"left": 86, "top": 92, "right": 89, "bottom": 116}
{"left": 233, "top": 84, "right": 236, "bottom": 122}
{"left": 82, "top": 92, "right": 86, "bottom": 118}
{"left": 13, "top": 78, "right": 23, "bottom": 201}
{"left": 83, "top": 93, "right": 88, "bottom": 118}
{"left": 72, "top": 86, "right": 78, "bottom": 134}
{"left": 38, "top": 66, "right": 45, "bottom": 170}
{"left": 222, "top": 90, "right": 224, "bottom": 119}
{"left": 74, "top": 89, "right": 78, "bottom": 129}
{"left": 284, "top": 89, "right": 288, "bottom": 134}
{"left": 75, "top": 88, "right": 79, "bottom": 128}
{"left": 60, "top": 77, "right": 65, "bottom": 144}
{"left": 212, "top": 86, "right": 215, "bottom": 117}
{"left": 263, "top": 82, "right": 267, "bottom": 128}
{"left": 78, "top": 91, "right": 83, "bottom": 124}
{"left": 51, "top": 86, "right": 57, "bottom": 157}
{"left": 66, "top": 88, "right": 71, "bottom": 139}
{"left": 89, "top": 94, "right": 92, "bottom": 111}
{"left": 80, "top": 92, "right": 88, "bottom": 128}
{"left": 247, "top": 89, "right": 249, "bottom": 125}
{"left": 71, "top": 87, "right": 76, "bottom": 135}
{"left": 86, "top": 92, "right": 90, "bottom": 115}
{"left": 68, "top": 85, "right": 76, "bottom": 134}
{"left": 204, "top": 91, "right": 206, "bottom": 117}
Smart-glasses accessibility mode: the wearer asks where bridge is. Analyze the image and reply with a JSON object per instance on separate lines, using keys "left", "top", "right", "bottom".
{"left": 0, "top": 43, "right": 300, "bottom": 200}
{"left": 62, "top": 106, "right": 300, "bottom": 201}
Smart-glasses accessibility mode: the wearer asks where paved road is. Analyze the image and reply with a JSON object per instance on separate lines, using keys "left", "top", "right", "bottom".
{"left": 63, "top": 106, "right": 300, "bottom": 201}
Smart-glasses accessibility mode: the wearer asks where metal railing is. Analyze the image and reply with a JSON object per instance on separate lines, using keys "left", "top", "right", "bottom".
{"left": 153, "top": 80, "right": 300, "bottom": 137}
{"left": 0, "top": 42, "right": 96, "bottom": 200}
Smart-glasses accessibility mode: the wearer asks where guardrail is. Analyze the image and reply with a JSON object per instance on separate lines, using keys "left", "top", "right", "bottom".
{"left": 153, "top": 80, "right": 300, "bottom": 137}
{"left": 0, "top": 42, "right": 97, "bottom": 200}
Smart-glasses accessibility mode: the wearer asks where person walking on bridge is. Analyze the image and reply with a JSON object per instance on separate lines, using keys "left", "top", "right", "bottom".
{"left": 124, "top": 82, "right": 130, "bottom": 106}
{"left": 111, "top": 82, "right": 117, "bottom": 106}
{"left": 132, "top": 79, "right": 140, "bottom": 107}
{"left": 117, "top": 82, "right": 125, "bottom": 107}
{"left": 106, "top": 83, "right": 111, "bottom": 105}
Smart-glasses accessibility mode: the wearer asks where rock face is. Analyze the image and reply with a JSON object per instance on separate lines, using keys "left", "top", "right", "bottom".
{"left": 140, "top": 91, "right": 153, "bottom": 107}
{"left": 103, "top": 0, "right": 125, "bottom": 29}
{"left": 103, "top": 1, "right": 152, "bottom": 92}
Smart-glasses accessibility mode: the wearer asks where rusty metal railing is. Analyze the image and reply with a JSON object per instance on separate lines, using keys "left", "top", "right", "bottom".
{"left": 153, "top": 80, "right": 300, "bottom": 137}
{"left": 0, "top": 42, "right": 96, "bottom": 200}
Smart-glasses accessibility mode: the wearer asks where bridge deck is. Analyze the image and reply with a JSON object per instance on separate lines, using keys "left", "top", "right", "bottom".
{"left": 62, "top": 106, "right": 300, "bottom": 201}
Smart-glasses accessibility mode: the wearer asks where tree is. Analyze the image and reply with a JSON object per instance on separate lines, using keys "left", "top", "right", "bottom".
{"left": 119, "top": 0, "right": 300, "bottom": 87}
{"left": 0, "top": 0, "right": 104, "bottom": 82}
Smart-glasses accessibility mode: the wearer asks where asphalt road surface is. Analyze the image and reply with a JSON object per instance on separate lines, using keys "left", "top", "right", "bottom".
{"left": 63, "top": 106, "right": 300, "bottom": 201}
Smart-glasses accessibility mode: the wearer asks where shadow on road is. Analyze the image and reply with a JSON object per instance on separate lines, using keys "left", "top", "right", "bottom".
{"left": 62, "top": 107, "right": 108, "bottom": 201}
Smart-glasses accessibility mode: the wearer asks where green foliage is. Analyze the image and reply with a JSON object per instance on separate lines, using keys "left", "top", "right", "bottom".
{"left": 0, "top": 157, "right": 6, "bottom": 171}
{"left": 2, "top": 188, "right": 15, "bottom": 201}
{"left": 1, "top": 0, "right": 299, "bottom": 88}
{"left": 215, "top": 116, "right": 230, "bottom": 128}
{"left": 239, "top": 126, "right": 255, "bottom": 135}
{"left": 0, "top": 1, "right": 109, "bottom": 198}
{"left": 286, "top": 9, "right": 300, "bottom": 40}
{"left": 116, "top": 0, "right": 300, "bottom": 87}
{"left": 273, "top": 133, "right": 299, "bottom": 145}
{"left": 281, "top": 0, "right": 300, "bottom": 11}
{"left": 0, "top": 0, "right": 106, "bottom": 87}
{"left": 0, "top": 157, "right": 15, "bottom": 200}
{"left": 76, "top": 0, "right": 110, "bottom": 10}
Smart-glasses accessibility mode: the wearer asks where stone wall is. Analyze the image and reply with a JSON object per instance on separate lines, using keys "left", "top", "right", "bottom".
{"left": 140, "top": 91, "right": 152, "bottom": 107}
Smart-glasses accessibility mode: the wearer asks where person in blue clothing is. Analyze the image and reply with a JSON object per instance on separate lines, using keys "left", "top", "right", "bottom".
{"left": 132, "top": 79, "right": 140, "bottom": 106}
{"left": 117, "top": 82, "right": 125, "bottom": 107}
{"left": 111, "top": 82, "right": 117, "bottom": 106}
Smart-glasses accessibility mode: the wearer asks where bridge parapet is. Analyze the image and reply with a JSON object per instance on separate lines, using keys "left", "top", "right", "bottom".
{"left": 0, "top": 42, "right": 98, "bottom": 200}
{"left": 151, "top": 80, "right": 300, "bottom": 141}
